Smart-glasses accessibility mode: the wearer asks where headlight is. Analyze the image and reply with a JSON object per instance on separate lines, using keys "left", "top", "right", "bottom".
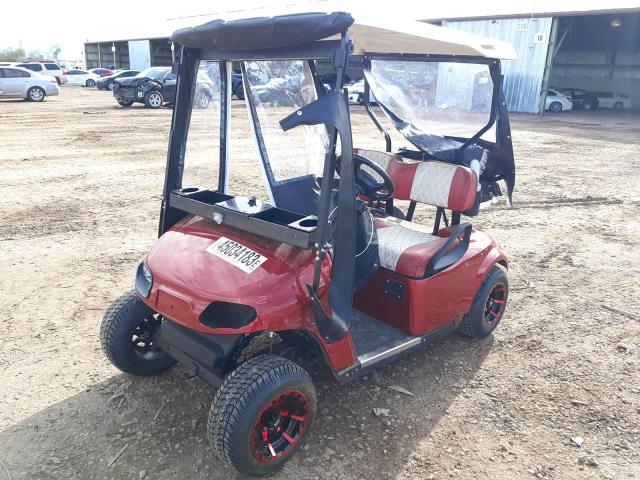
{"left": 135, "top": 262, "right": 153, "bottom": 298}
{"left": 143, "top": 264, "right": 152, "bottom": 283}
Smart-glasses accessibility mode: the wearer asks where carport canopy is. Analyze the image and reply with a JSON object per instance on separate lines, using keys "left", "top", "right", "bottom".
{"left": 171, "top": 11, "right": 517, "bottom": 60}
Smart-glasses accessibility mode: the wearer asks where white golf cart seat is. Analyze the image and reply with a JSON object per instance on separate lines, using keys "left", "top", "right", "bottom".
{"left": 354, "top": 148, "right": 477, "bottom": 277}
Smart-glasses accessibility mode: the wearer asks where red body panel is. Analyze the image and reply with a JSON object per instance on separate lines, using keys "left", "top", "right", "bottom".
{"left": 143, "top": 215, "right": 505, "bottom": 372}
{"left": 354, "top": 228, "right": 506, "bottom": 336}
{"left": 143, "top": 215, "right": 356, "bottom": 371}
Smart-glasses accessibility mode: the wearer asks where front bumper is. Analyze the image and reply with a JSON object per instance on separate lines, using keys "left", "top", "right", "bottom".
{"left": 154, "top": 317, "right": 241, "bottom": 387}
{"left": 45, "top": 84, "right": 61, "bottom": 96}
{"left": 114, "top": 86, "right": 138, "bottom": 103}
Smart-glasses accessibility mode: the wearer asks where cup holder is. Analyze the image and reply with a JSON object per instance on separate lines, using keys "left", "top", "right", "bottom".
{"left": 288, "top": 215, "right": 318, "bottom": 232}
{"left": 299, "top": 218, "right": 317, "bottom": 228}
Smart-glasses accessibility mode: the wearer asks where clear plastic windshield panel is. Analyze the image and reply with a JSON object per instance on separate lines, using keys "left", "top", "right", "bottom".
{"left": 365, "top": 60, "right": 495, "bottom": 162}
{"left": 243, "top": 60, "right": 329, "bottom": 216}
{"left": 182, "top": 61, "right": 222, "bottom": 189}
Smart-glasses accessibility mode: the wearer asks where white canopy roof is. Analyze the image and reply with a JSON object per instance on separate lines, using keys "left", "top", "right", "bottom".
{"left": 345, "top": 14, "right": 517, "bottom": 60}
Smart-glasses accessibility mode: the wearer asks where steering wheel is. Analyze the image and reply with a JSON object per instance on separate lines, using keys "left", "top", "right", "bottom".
{"left": 352, "top": 154, "right": 395, "bottom": 201}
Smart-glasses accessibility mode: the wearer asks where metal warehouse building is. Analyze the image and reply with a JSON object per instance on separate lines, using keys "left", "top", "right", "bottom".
{"left": 84, "top": 1, "right": 640, "bottom": 113}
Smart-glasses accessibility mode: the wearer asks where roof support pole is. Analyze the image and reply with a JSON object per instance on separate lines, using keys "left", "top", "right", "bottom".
{"left": 159, "top": 47, "right": 198, "bottom": 236}
{"left": 538, "top": 17, "right": 559, "bottom": 116}
{"left": 218, "top": 61, "right": 231, "bottom": 193}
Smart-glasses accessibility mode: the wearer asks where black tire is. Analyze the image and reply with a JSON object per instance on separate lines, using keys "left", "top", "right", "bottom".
{"left": 144, "top": 90, "right": 164, "bottom": 109}
{"left": 26, "top": 86, "right": 46, "bottom": 102}
{"left": 234, "top": 83, "right": 245, "bottom": 100}
{"left": 194, "top": 90, "right": 210, "bottom": 109}
{"left": 613, "top": 102, "right": 623, "bottom": 111}
{"left": 86, "top": 78, "right": 96, "bottom": 88}
{"left": 548, "top": 101, "right": 562, "bottom": 113}
{"left": 458, "top": 266, "right": 508, "bottom": 338}
{"left": 117, "top": 100, "right": 133, "bottom": 107}
{"left": 208, "top": 354, "right": 316, "bottom": 476}
{"left": 100, "top": 290, "right": 176, "bottom": 376}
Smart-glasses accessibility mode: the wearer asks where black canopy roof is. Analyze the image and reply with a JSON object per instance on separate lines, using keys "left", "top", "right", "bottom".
{"left": 171, "top": 12, "right": 354, "bottom": 50}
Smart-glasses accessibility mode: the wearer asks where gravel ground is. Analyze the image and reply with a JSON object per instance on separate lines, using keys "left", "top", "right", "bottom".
{"left": 0, "top": 87, "right": 639, "bottom": 480}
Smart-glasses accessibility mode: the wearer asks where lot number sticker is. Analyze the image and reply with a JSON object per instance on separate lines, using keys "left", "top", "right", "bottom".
{"left": 206, "top": 237, "right": 267, "bottom": 273}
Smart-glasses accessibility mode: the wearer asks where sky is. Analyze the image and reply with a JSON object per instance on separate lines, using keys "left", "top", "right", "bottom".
{"left": 2, "top": 0, "right": 638, "bottom": 61}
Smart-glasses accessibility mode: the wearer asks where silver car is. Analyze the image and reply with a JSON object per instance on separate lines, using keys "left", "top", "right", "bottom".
{"left": 0, "top": 66, "right": 60, "bottom": 101}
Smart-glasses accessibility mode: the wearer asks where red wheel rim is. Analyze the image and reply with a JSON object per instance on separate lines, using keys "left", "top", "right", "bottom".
{"left": 483, "top": 282, "right": 506, "bottom": 327}
{"left": 250, "top": 389, "right": 309, "bottom": 463}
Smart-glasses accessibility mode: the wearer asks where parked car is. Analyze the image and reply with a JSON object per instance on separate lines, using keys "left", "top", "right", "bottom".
{"left": 347, "top": 78, "right": 377, "bottom": 105}
{"left": 318, "top": 72, "right": 351, "bottom": 89}
{"left": 557, "top": 87, "right": 599, "bottom": 110}
{"left": 64, "top": 69, "right": 100, "bottom": 87}
{"left": 232, "top": 72, "right": 244, "bottom": 99}
{"left": 0, "top": 66, "right": 60, "bottom": 101}
{"left": 89, "top": 68, "right": 114, "bottom": 78}
{"left": 113, "top": 67, "right": 214, "bottom": 109}
{"left": 545, "top": 89, "right": 573, "bottom": 112}
{"left": 594, "top": 91, "right": 631, "bottom": 110}
{"left": 96, "top": 70, "right": 140, "bottom": 90}
{"left": 14, "top": 62, "right": 67, "bottom": 85}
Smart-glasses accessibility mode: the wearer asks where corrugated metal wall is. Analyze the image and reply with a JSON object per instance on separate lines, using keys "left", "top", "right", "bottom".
{"left": 443, "top": 18, "right": 553, "bottom": 113}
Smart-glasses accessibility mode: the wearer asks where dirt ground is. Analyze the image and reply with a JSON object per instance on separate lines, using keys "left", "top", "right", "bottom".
{"left": 0, "top": 87, "right": 639, "bottom": 480}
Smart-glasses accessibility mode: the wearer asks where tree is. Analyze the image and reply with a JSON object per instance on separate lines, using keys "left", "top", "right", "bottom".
{"left": 49, "top": 45, "right": 62, "bottom": 60}
{"left": 26, "top": 50, "right": 47, "bottom": 61}
{"left": 0, "top": 47, "right": 26, "bottom": 62}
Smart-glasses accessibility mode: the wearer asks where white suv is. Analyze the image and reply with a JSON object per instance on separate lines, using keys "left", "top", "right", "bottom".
{"left": 14, "top": 62, "right": 68, "bottom": 85}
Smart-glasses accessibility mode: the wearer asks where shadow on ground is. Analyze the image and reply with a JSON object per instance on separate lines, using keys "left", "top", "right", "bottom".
{"left": 0, "top": 334, "right": 493, "bottom": 480}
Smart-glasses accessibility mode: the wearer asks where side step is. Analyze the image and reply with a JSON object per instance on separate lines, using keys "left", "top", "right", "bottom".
{"left": 336, "top": 310, "right": 457, "bottom": 382}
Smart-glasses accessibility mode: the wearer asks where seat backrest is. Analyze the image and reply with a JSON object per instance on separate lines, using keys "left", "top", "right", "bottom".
{"left": 353, "top": 148, "right": 477, "bottom": 212}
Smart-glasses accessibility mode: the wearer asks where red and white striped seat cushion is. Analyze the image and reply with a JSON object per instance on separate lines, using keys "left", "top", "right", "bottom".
{"left": 353, "top": 148, "right": 477, "bottom": 211}
{"left": 375, "top": 217, "right": 458, "bottom": 277}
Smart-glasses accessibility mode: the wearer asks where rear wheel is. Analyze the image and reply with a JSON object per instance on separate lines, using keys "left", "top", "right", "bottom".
{"left": 86, "top": 78, "right": 96, "bottom": 87}
{"left": 458, "top": 266, "right": 508, "bottom": 338}
{"left": 613, "top": 101, "right": 623, "bottom": 110}
{"left": 194, "top": 90, "right": 210, "bottom": 109}
{"left": 27, "top": 86, "right": 46, "bottom": 102}
{"left": 100, "top": 290, "right": 176, "bottom": 376}
{"left": 144, "top": 90, "right": 163, "bottom": 108}
{"left": 208, "top": 354, "right": 316, "bottom": 476}
{"left": 234, "top": 83, "right": 245, "bottom": 100}
{"left": 548, "top": 101, "right": 562, "bottom": 112}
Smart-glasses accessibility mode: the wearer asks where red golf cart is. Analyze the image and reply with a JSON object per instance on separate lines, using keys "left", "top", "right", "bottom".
{"left": 100, "top": 11, "right": 516, "bottom": 476}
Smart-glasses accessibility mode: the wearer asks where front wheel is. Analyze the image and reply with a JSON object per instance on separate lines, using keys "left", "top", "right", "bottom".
{"left": 458, "top": 266, "right": 508, "bottom": 338}
{"left": 27, "top": 86, "right": 46, "bottom": 102}
{"left": 100, "top": 290, "right": 176, "bottom": 376}
{"left": 613, "top": 102, "right": 623, "bottom": 110}
{"left": 86, "top": 79, "right": 96, "bottom": 87}
{"left": 208, "top": 355, "right": 316, "bottom": 476}
{"left": 144, "top": 91, "right": 164, "bottom": 109}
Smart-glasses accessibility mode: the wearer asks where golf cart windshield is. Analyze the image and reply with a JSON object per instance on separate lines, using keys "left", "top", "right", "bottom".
{"left": 243, "top": 60, "right": 329, "bottom": 214}
{"left": 365, "top": 59, "right": 495, "bottom": 160}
